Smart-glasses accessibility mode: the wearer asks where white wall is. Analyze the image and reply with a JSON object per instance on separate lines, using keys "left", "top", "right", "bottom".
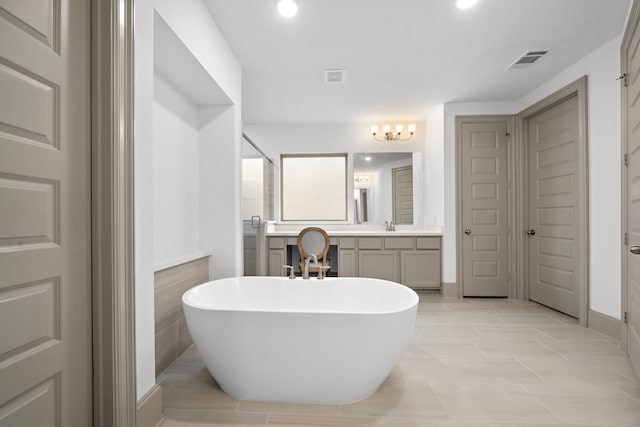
{"left": 133, "top": 0, "right": 155, "bottom": 399}
{"left": 134, "top": 0, "right": 241, "bottom": 400}
{"left": 424, "top": 105, "right": 445, "bottom": 226}
{"left": 442, "top": 35, "right": 623, "bottom": 318}
{"left": 153, "top": 72, "right": 200, "bottom": 265}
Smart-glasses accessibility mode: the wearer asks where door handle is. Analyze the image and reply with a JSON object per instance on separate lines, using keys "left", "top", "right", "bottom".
{"left": 631, "top": 246, "right": 640, "bottom": 255}
{"left": 464, "top": 229, "right": 472, "bottom": 235}
{"left": 527, "top": 229, "right": 536, "bottom": 236}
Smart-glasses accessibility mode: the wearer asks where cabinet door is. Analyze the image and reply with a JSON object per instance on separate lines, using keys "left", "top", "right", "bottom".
{"left": 358, "top": 250, "right": 398, "bottom": 282}
{"left": 400, "top": 250, "right": 441, "bottom": 289}
{"left": 339, "top": 249, "right": 357, "bottom": 277}
{"left": 268, "top": 249, "right": 286, "bottom": 276}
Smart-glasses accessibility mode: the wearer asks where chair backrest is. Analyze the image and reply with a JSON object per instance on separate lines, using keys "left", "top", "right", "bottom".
{"left": 297, "top": 227, "right": 330, "bottom": 261}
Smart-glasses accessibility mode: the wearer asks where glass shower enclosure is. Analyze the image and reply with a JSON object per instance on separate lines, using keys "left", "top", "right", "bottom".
{"left": 241, "top": 133, "right": 274, "bottom": 276}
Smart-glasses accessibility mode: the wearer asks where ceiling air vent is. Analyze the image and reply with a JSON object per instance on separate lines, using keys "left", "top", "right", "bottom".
{"left": 506, "top": 50, "right": 549, "bottom": 70}
{"left": 325, "top": 69, "right": 346, "bottom": 84}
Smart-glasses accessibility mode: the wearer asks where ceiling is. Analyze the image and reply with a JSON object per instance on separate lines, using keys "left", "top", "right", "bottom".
{"left": 203, "top": 0, "right": 631, "bottom": 124}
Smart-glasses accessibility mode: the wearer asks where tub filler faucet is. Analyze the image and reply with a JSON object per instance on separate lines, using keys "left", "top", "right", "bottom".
{"left": 303, "top": 254, "right": 318, "bottom": 280}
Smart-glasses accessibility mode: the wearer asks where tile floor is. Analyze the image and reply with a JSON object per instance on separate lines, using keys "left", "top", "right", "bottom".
{"left": 158, "top": 293, "right": 640, "bottom": 427}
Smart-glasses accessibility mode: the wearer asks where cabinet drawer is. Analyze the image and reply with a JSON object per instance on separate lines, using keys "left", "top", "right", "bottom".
{"left": 268, "top": 237, "right": 285, "bottom": 249}
{"left": 384, "top": 237, "right": 414, "bottom": 249}
{"left": 358, "top": 237, "right": 383, "bottom": 250}
{"left": 416, "top": 237, "right": 441, "bottom": 249}
{"left": 339, "top": 237, "right": 356, "bottom": 249}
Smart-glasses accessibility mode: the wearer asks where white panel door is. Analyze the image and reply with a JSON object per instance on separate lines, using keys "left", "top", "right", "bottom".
{"left": 0, "top": 1, "right": 91, "bottom": 425}
{"left": 528, "top": 95, "right": 580, "bottom": 317}
{"left": 623, "top": 5, "right": 640, "bottom": 378}
{"left": 461, "top": 121, "right": 509, "bottom": 297}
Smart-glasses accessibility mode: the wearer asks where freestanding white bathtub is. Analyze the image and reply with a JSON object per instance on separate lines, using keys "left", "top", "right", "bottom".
{"left": 182, "top": 276, "right": 418, "bottom": 405}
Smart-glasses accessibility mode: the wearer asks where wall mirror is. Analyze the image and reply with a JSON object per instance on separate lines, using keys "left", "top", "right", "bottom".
{"left": 353, "top": 152, "right": 423, "bottom": 224}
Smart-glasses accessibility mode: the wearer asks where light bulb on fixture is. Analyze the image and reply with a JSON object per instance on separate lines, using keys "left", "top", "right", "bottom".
{"left": 456, "top": 0, "right": 479, "bottom": 9}
{"left": 277, "top": 0, "right": 299, "bottom": 17}
{"left": 371, "top": 123, "right": 416, "bottom": 142}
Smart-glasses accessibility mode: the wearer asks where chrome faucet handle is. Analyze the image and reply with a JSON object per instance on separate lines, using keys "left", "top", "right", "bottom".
{"left": 384, "top": 221, "right": 389, "bottom": 231}
{"left": 283, "top": 265, "right": 295, "bottom": 279}
{"left": 317, "top": 265, "right": 330, "bottom": 280}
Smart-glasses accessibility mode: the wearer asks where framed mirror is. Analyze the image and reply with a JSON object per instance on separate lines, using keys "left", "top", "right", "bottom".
{"left": 353, "top": 152, "right": 423, "bottom": 224}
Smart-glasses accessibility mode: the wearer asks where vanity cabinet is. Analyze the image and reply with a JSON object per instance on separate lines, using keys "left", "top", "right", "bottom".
{"left": 338, "top": 237, "right": 357, "bottom": 277}
{"left": 266, "top": 233, "right": 441, "bottom": 290}
{"left": 267, "top": 237, "right": 286, "bottom": 276}
{"left": 358, "top": 250, "right": 398, "bottom": 282}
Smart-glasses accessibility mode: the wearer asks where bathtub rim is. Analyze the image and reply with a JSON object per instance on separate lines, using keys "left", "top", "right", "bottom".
{"left": 182, "top": 276, "right": 419, "bottom": 316}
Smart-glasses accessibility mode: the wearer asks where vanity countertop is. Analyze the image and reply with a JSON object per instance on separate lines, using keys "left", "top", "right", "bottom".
{"left": 265, "top": 224, "right": 443, "bottom": 237}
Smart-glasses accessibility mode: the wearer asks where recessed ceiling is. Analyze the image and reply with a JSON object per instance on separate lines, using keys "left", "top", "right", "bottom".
{"left": 203, "top": 0, "right": 631, "bottom": 124}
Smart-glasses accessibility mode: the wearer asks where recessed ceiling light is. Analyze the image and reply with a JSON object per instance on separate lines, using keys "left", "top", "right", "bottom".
{"left": 364, "top": 156, "right": 372, "bottom": 162}
{"left": 277, "top": 0, "right": 299, "bottom": 18}
{"left": 456, "top": 0, "right": 479, "bottom": 9}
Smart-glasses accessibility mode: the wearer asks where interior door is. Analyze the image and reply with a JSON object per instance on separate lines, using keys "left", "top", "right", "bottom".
{"left": 527, "top": 95, "right": 580, "bottom": 317}
{"left": 0, "top": 1, "right": 91, "bottom": 425}
{"left": 460, "top": 120, "right": 509, "bottom": 297}
{"left": 392, "top": 165, "right": 413, "bottom": 224}
{"left": 623, "top": 3, "right": 640, "bottom": 377}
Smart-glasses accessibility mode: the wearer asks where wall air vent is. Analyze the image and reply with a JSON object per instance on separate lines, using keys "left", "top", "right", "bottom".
{"left": 506, "top": 50, "right": 549, "bottom": 70}
{"left": 325, "top": 69, "right": 346, "bottom": 84}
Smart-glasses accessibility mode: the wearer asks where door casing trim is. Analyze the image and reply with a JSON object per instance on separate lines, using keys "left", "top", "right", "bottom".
{"left": 91, "top": 0, "right": 137, "bottom": 425}
{"left": 515, "top": 76, "right": 589, "bottom": 326}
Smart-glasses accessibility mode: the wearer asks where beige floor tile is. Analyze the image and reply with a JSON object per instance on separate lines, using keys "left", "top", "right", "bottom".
{"left": 378, "top": 417, "right": 490, "bottom": 426}
{"left": 426, "top": 311, "right": 505, "bottom": 325}
{"left": 523, "top": 383, "right": 630, "bottom": 399}
{"left": 266, "top": 413, "right": 377, "bottom": 426}
{"left": 415, "top": 324, "right": 484, "bottom": 339}
{"left": 538, "top": 395, "right": 640, "bottom": 425}
{"left": 340, "top": 381, "right": 448, "bottom": 418}
{"left": 438, "top": 389, "right": 559, "bottom": 423}
{"left": 409, "top": 337, "right": 487, "bottom": 359}
{"left": 163, "top": 409, "right": 267, "bottom": 425}
{"left": 162, "top": 386, "right": 239, "bottom": 411}
{"left": 494, "top": 313, "right": 567, "bottom": 326}
{"left": 595, "top": 357, "right": 639, "bottom": 382}
{"left": 536, "top": 339, "right": 626, "bottom": 360}
{"left": 237, "top": 400, "right": 340, "bottom": 416}
{"left": 470, "top": 339, "right": 561, "bottom": 359}
{"left": 474, "top": 325, "right": 553, "bottom": 340}
{"left": 441, "top": 358, "right": 544, "bottom": 385}
{"left": 517, "top": 358, "right": 635, "bottom": 386}
{"left": 535, "top": 325, "right": 616, "bottom": 342}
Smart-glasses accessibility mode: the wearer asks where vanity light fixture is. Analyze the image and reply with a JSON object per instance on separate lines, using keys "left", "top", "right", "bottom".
{"left": 456, "top": 0, "right": 479, "bottom": 9}
{"left": 354, "top": 175, "right": 369, "bottom": 183}
{"left": 371, "top": 123, "right": 416, "bottom": 142}
{"left": 277, "top": 0, "right": 299, "bottom": 18}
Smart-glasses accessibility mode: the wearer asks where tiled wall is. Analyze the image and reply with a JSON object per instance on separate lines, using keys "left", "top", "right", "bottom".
{"left": 154, "top": 256, "right": 209, "bottom": 375}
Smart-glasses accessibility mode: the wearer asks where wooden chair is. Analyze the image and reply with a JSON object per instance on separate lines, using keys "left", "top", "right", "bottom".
{"left": 297, "top": 227, "right": 330, "bottom": 276}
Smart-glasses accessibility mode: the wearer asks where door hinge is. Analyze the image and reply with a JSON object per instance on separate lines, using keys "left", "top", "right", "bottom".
{"left": 625, "top": 153, "right": 630, "bottom": 167}
{"left": 618, "top": 73, "right": 628, "bottom": 87}
{"left": 625, "top": 311, "right": 629, "bottom": 324}
{"left": 625, "top": 232, "right": 629, "bottom": 246}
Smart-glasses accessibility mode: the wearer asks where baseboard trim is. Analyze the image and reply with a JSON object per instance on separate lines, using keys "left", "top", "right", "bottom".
{"left": 442, "top": 282, "right": 458, "bottom": 298}
{"left": 137, "top": 384, "right": 163, "bottom": 427}
{"left": 588, "top": 309, "right": 622, "bottom": 342}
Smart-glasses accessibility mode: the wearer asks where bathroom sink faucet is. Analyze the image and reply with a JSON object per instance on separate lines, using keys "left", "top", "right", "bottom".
{"left": 303, "top": 254, "right": 318, "bottom": 279}
{"left": 384, "top": 221, "right": 395, "bottom": 232}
